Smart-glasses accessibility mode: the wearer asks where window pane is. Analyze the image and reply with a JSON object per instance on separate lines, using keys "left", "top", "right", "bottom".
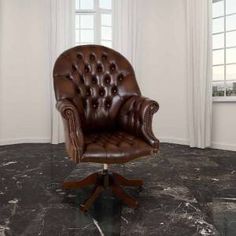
{"left": 101, "top": 14, "right": 112, "bottom": 26}
{"left": 226, "top": 48, "right": 236, "bottom": 63}
{"left": 99, "top": 0, "right": 112, "bottom": 9}
{"left": 226, "top": 81, "right": 236, "bottom": 96}
{"left": 226, "top": 15, "right": 236, "bottom": 31}
{"left": 80, "top": 29, "right": 94, "bottom": 43}
{"left": 213, "top": 49, "right": 224, "bottom": 65}
{"left": 213, "top": 66, "right": 225, "bottom": 81}
{"left": 226, "top": 31, "right": 236, "bottom": 47}
{"left": 101, "top": 26, "right": 112, "bottom": 40}
{"left": 80, "top": 15, "right": 94, "bottom": 29}
{"left": 101, "top": 40, "right": 112, "bottom": 48}
{"left": 226, "top": 0, "right": 236, "bottom": 15}
{"left": 75, "top": 15, "right": 79, "bottom": 29}
{"left": 75, "top": 30, "right": 80, "bottom": 42}
{"left": 213, "top": 33, "right": 224, "bottom": 49}
{"left": 213, "top": 1, "right": 224, "bottom": 18}
{"left": 226, "top": 64, "right": 236, "bottom": 80}
{"left": 212, "top": 82, "right": 225, "bottom": 96}
{"left": 213, "top": 18, "right": 224, "bottom": 33}
{"left": 76, "top": 15, "right": 94, "bottom": 29}
{"left": 79, "top": 0, "right": 94, "bottom": 10}
{"left": 75, "top": 0, "right": 79, "bottom": 10}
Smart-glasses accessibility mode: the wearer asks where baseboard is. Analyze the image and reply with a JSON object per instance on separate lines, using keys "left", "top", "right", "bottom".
{"left": 211, "top": 142, "right": 236, "bottom": 152}
{"left": 0, "top": 138, "right": 51, "bottom": 146}
{"left": 159, "top": 137, "right": 189, "bottom": 146}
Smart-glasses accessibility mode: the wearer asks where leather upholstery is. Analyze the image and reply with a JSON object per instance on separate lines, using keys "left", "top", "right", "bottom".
{"left": 118, "top": 96, "right": 159, "bottom": 148}
{"left": 54, "top": 45, "right": 159, "bottom": 164}
{"left": 54, "top": 45, "right": 141, "bottom": 132}
{"left": 82, "top": 131, "right": 154, "bottom": 164}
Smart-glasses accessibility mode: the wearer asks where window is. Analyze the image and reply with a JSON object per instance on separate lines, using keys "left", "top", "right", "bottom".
{"left": 75, "top": 0, "right": 113, "bottom": 48}
{"left": 212, "top": 0, "right": 236, "bottom": 98}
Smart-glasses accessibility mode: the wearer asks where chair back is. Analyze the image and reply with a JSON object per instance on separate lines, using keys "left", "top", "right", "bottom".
{"left": 53, "top": 45, "right": 141, "bottom": 131}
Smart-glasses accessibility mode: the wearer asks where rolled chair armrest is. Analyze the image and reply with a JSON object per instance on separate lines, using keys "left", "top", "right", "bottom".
{"left": 56, "top": 98, "right": 84, "bottom": 162}
{"left": 118, "top": 96, "right": 159, "bottom": 150}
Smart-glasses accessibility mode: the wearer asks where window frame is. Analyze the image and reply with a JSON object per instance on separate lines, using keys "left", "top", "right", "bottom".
{"left": 212, "top": 0, "right": 236, "bottom": 102}
{"left": 75, "top": 0, "right": 113, "bottom": 48}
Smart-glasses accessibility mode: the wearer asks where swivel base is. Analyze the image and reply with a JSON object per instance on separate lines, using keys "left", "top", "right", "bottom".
{"left": 63, "top": 167, "right": 143, "bottom": 212}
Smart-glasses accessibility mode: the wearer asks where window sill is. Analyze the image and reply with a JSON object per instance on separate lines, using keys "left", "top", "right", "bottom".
{"left": 213, "top": 97, "right": 236, "bottom": 103}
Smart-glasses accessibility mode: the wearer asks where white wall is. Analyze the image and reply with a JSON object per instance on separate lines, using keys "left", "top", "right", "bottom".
{"left": 0, "top": 0, "right": 51, "bottom": 144}
{"left": 212, "top": 103, "right": 236, "bottom": 151}
{"left": 136, "top": 0, "right": 188, "bottom": 145}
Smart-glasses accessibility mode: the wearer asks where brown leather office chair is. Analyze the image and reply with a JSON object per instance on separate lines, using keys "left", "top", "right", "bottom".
{"left": 53, "top": 45, "right": 159, "bottom": 211}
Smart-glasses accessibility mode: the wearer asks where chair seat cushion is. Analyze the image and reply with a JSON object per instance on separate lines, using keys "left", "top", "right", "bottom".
{"left": 81, "top": 131, "right": 154, "bottom": 164}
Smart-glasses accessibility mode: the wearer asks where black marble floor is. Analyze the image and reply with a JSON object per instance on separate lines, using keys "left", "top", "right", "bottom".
{"left": 0, "top": 143, "right": 236, "bottom": 236}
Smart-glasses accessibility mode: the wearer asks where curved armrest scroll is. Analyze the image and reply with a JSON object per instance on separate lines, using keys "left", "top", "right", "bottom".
{"left": 56, "top": 98, "right": 84, "bottom": 162}
{"left": 118, "top": 96, "right": 159, "bottom": 150}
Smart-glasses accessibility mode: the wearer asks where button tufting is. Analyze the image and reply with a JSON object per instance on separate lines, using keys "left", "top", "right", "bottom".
{"left": 80, "top": 75, "right": 85, "bottom": 84}
{"left": 101, "top": 53, "right": 108, "bottom": 61}
{"left": 104, "top": 75, "right": 111, "bottom": 85}
{"left": 91, "top": 75, "right": 98, "bottom": 84}
{"left": 117, "top": 73, "right": 124, "bottom": 82}
{"left": 92, "top": 99, "right": 99, "bottom": 109}
{"left": 111, "top": 85, "right": 118, "bottom": 95}
{"left": 105, "top": 97, "right": 112, "bottom": 109}
{"left": 84, "top": 64, "right": 91, "bottom": 73}
{"left": 99, "top": 87, "right": 105, "bottom": 97}
{"left": 72, "top": 64, "right": 78, "bottom": 71}
{"left": 77, "top": 53, "right": 83, "bottom": 60}
{"left": 83, "top": 100, "right": 87, "bottom": 108}
{"left": 110, "top": 62, "right": 116, "bottom": 72}
{"left": 89, "top": 53, "right": 96, "bottom": 61}
{"left": 97, "top": 63, "right": 103, "bottom": 73}
{"left": 86, "top": 87, "right": 91, "bottom": 96}
{"left": 54, "top": 46, "right": 158, "bottom": 155}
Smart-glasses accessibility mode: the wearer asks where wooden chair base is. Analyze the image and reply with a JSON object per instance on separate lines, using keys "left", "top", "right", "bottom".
{"left": 63, "top": 170, "right": 143, "bottom": 212}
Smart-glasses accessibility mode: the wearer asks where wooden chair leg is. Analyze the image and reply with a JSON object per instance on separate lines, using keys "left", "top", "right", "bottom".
{"left": 63, "top": 173, "right": 98, "bottom": 189}
{"left": 111, "top": 184, "right": 139, "bottom": 209}
{"left": 113, "top": 173, "right": 143, "bottom": 187}
{"left": 80, "top": 185, "right": 104, "bottom": 212}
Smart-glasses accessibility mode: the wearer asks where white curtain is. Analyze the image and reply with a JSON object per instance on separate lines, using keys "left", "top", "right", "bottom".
{"left": 186, "top": 0, "right": 212, "bottom": 148}
{"left": 113, "top": 0, "right": 138, "bottom": 68}
{"left": 50, "top": 0, "right": 75, "bottom": 144}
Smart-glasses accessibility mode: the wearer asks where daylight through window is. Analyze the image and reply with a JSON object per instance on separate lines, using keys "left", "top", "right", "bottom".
{"left": 212, "top": 0, "right": 236, "bottom": 97}
{"left": 75, "top": 0, "right": 113, "bottom": 48}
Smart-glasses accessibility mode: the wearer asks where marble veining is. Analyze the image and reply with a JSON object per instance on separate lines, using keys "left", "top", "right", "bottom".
{"left": 0, "top": 143, "right": 236, "bottom": 235}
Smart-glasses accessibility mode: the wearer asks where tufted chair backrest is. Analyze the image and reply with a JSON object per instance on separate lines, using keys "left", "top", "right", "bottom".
{"left": 53, "top": 45, "right": 141, "bottom": 132}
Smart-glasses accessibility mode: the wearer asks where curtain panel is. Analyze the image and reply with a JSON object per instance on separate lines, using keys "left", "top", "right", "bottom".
{"left": 113, "top": 0, "right": 138, "bottom": 68}
{"left": 50, "top": 0, "right": 74, "bottom": 144}
{"left": 186, "top": 0, "right": 212, "bottom": 148}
